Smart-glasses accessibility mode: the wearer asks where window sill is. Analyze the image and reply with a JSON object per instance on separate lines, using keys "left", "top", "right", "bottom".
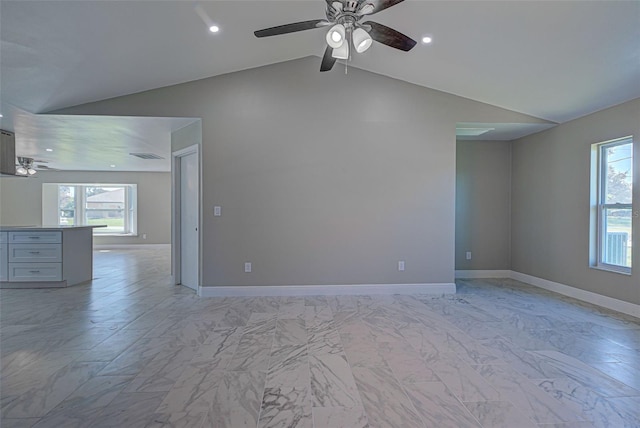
{"left": 590, "top": 265, "right": 632, "bottom": 276}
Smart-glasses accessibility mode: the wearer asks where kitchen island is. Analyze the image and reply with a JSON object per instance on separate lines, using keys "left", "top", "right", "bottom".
{"left": 0, "top": 225, "right": 104, "bottom": 288}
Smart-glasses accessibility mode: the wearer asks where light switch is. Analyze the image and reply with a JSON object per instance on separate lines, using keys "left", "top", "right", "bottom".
{"left": 398, "top": 261, "right": 405, "bottom": 271}
{"left": 214, "top": 206, "right": 221, "bottom": 217}
{"left": 244, "top": 262, "right": 252, "bottom": 273}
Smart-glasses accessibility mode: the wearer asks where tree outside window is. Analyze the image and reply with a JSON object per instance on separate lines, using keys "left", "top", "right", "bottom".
{"left": 597, "top": 139, "right": 633, "bottom": 271}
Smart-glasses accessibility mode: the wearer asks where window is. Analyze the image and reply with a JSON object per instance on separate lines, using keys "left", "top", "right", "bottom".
{"left": 592, "top": 137, "right": 633, "bottom": 273}
{"left": 54, "top": 184, "right": 137, "bottom": 235}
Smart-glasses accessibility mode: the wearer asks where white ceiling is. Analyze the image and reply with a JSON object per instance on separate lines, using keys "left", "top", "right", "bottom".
{"left": 1, "top": 0, "right": 639, "bottom": 171}
{"left": 5, "top": 108, "right": 197, "bottom": 172}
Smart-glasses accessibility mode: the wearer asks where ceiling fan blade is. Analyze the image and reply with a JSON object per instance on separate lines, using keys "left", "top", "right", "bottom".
{"left": 254, "top": 20, "right": 329, "bottom": 38}
{"left": 320, "top": 46, "right": 337, "bottom": 72}
{"left": 363, "top": 21, "right": 417, "bottom": 51}
{"left": 361, "top": 0, "right": 405, "bottom": 15}
{"left": 37, "top": 165, "right": 61, "bottom": 171}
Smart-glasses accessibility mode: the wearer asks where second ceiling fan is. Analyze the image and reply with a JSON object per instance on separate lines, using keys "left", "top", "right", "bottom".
{"left": 254, "top": 0, "right": 417, "bottom": 72}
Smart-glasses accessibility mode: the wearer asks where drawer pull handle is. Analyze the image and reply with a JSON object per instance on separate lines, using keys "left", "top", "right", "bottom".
{"left": 29, "top": 251, "right": 41, "bottom": 254}
{"left": 29, "top": 270, "right": 41, "bottom": 273}
{"left": 28, "top": 236, "right": 41, "bottom": 239}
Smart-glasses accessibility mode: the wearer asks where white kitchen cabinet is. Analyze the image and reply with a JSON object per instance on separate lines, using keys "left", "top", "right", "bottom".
{"left": 9, "top": 243, "right": 63, "bottom": 263}
{"left": 0, "top": 226, "right": 100, "bottom": 288}
{"left": 7, "top": 231, "right": 63, "bottom": 282}
{"left": 9, "top": 231, "right": 62, "bottom": 244}
{"left": 0, "top": 232, "right": 8, "bottom": 282}
{"left": 8, "top": 263, "right": 63, "bottom": 282}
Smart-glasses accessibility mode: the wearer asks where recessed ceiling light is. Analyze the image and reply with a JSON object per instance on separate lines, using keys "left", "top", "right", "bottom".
{"left": 0, "top": 114, "right": 3, "bottom": 118}
{"left": 422, "top": 36, "right": 433, "bottom": 44}
{"left": 209, "top": 25, "right": 220, "bottom": 33}
{"left": 45, "top": 148, "right": 53, "bottom": 152}
{"left": 110, "top": 164, "right": 116, "bottom": 168}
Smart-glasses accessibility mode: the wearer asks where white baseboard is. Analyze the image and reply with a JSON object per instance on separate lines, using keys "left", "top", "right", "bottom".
{"left": 199, "top": 283, "right": 456, "bottom": 298}
{"left": 455, "top": 270, "right": 512, "bottom": 279}
{"left": 94, "top": 244, "right": 170, "bottom": 250}
{"left": 455, "top": 269, "right": 639, "bottom": 318}
{"left": 510, "top": 271, "right": 640, "bottom": 318}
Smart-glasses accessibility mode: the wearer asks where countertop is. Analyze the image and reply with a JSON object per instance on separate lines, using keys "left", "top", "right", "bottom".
{"left": 0, "top": 225, "right": 107, "bottom": 231}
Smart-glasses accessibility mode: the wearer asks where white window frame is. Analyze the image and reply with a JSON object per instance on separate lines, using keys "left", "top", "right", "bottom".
{"left": 53, "top": 183, "right": 138, "bottom": 236}
{"left": 592, "top": 137, "right": 633, "bottom": 274}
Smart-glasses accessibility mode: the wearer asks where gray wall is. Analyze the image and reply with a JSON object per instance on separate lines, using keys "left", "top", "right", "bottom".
{"left": 0, "top": 177, "right": 35, "bottom": 226}
{"left": 456, "top": 140, "right": 511, "bottom": 270}
{"left": 54, "top": 56, "right": 548, "bottom": 287}
{"left": 511, "top": 98, "right": 640, "bottom": 305}
{"left": 172, "top": 121, "right": 202, "bottom": 152}
{"left": 0, "top": 170, "right": 171, "bottom": 245}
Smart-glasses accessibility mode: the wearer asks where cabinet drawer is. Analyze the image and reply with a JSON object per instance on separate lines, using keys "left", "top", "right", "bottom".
{"left": 9, "top": 231, "right": 62, "bottom": 244}
{"left": 9, "top": 244, "right": 62, "bottom": 263}
{"left": 8, "top": 263, "right": 62, "bottom": 282}
{"left": 0, "top": 243, "right": 7, "bottom": 282}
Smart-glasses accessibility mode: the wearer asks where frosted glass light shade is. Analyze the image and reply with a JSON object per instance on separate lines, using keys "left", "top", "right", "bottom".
{"left": 326, "top": 24, "right": 346, "bottom": 48}
{"left": 331, "top": 41, "right": 349, "bottom": 59}
{"left": 353, "top": 27, "right": 373, "bottom": 53}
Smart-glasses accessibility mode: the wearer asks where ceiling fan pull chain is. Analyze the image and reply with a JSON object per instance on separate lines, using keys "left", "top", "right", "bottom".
{"left": 346, "top": 28, "right": 351, "bottom": 75}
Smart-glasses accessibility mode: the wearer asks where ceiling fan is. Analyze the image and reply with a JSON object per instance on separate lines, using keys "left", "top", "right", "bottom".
{"left": 254, "top": 0, "right": 417, "bottom": 72}
{"left": 15, "top": 157, "right": 58, "bottom": 176}
{"left": 15, "top": 156, "right": 38, "bottom": 176}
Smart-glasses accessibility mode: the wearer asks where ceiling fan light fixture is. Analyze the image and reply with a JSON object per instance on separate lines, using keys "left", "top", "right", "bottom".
{"left": 331, "top": 41, "right": 349, "bottom": 59}
{"left": 326, "top": 24, "right": 346, "bottom": 48}
{"left": 16, "top": 156, "right": 37, "bottom": 176}
{"left": 352, "top": 27, "right": 373, "bottom": 53}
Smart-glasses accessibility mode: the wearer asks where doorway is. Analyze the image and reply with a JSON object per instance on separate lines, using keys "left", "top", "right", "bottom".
{"left": 172, "top": 145, "right": 200, "bottom": 292}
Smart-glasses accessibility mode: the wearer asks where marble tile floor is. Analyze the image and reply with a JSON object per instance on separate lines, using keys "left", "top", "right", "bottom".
{"left": 1, "top": 246, "right": 639, "bottom": 427}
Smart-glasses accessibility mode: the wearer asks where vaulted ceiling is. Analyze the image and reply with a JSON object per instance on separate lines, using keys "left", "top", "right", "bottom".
{"left": 1, "top": 0, "right": 639, "bottom": 171}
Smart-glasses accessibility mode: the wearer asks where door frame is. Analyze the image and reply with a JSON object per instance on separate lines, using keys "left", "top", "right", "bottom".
{"left": 171, "top": 144, "right": 201, "bottom": 294}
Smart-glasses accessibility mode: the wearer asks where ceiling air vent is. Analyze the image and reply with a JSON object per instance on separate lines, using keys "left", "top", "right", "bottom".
{"left": 129, "top": 152, "right": 164, "bottom": 160}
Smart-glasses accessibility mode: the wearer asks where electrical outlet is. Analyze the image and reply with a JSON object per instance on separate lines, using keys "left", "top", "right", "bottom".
{"left": 214, "top": 206, "right": 221, "bottom": 217}
{"left": 398, "top": 261, "right": 405, "bottom": 271}
{"left": 244, "top": 262, "right": 252, "bottom": 273}
{"left": 466, "top": 251, "right": 472, "bottom": 260}
{"left": 142, "top": 233, "right": 147, "bottom": 240}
